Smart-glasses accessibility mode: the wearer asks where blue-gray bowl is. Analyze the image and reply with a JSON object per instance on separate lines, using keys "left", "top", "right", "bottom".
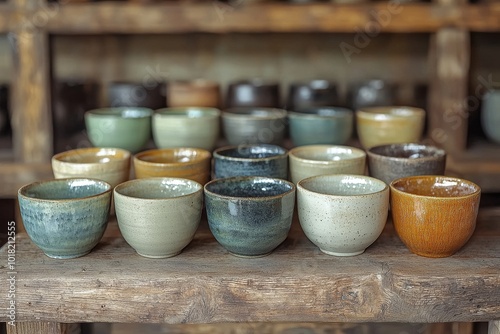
{"left": 213, "top": 145, "right": 288, "bottom": 180}
{"left": 18, "top": 178, "right": 112, "bottom": 259}
{"left": 204, "top": 176, "right": 296, "bottom": 257}
{"left": 288, "top": 107, "right": 353, "bottom": 146}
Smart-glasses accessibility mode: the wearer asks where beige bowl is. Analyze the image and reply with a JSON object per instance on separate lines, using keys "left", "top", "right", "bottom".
{"left": 152, "top": 107, "right": 221, "bottom": 151}
{"left": 114, "top": 177, "right": 203, "bottom": 258}
{"left": 356, "top": 106, "right": 426, "bottom": 149}
{"left": 133, "top": 148, "right": 211, "bottom": 185}
{"left": 288, "top": 145, "right": 366, "bottom": 184}
{"left": 51, "top": 147, "right": 131, "bottom": 188}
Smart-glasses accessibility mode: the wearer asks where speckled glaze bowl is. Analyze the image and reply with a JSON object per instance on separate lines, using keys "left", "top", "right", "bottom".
{"left": 114, "top": 177, "right": 203, "bottom": 258}
{"left": 213, "top": 145, "right": 288, "bottom": 179}
{"left": 152, "top": 107, "right": 221, "bottom": 151}
{"left": 204, "top": 176, "right": 296, "bottom": 257}
{"left": 390, "top": 176, "right": 481, "bottom": 258}
{"left": 288, "top": 107, "right": 354, "bottom": 146}
{"left": 18, "top": 178, "right": 112, "bottom": 259}
{"left": 288, "top": 145, "right": 366, "bottom": 184}
{"left": 52, "top": 147, "right": 131, "bottom": 188}
{"left": 133, "top": 148, "right": 211, "bottom": 185}
{"left": 356, "top": 106, "right": 426, "bottom": 149}
{"left": 298, "top": 174, "right": 389, "bottom": 256}
{"left": 222, "top": 107, "right": 287, "bottom": 146}
{"left": 85, "top": 107, "right": 153, "bottom": 153}
{"left": 367, "top": 143, "right": 446, "bottom": 185}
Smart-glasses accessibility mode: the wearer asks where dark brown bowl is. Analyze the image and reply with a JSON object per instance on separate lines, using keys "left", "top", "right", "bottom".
{"left": 108, "top": 81, "right": 166, "bottom": 110}
{"left": 225, "top": 79, "right": 280, "bottom": 109}
{"left": 287, "top": 80, "right": 339, "bottom": 110}
{"left": 347, "top": 79, "right": 396, "bottom": 111}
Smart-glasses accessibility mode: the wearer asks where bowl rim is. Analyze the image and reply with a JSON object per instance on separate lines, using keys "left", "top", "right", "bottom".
{"left": 367, "top": 143, "right": 447, "bottom": 161}
{"left": 228, "top": 79, "right": 280, "bottom": 88}
{"left": 356, "top": 106, "right": 425, "bottom": 119}
{"left": 297, "top": 174, "right": 388, "bottom": 197}
{"left": 213, "top": 144, "right": 288, "bottom": 161}
{"left": 114, "top": 177, "right": 203, "bottom": 201}
{"left": 154, "top": 107, "right": 221, "bottom": 118}
{"left": 389, "top": 175, "right": 481, "bottom": 200}
{"left": 18, "top": 178, "right": 112, "bottom": 202}
{"left": 288, "top": 107, "right": 353, "bottom": 119}
{"left": 168, "top": 78, "right": 220, "bottom": 89}
{"left": 289, "top": 145, "right": 366, "bottom": 165}
{"left": 222, "top": 107, "right": 287, "bottom": 120}
{"left": 133, "top": 148, "right": 212, "bottom": 166}
{"left": 204, "top": 176, "right": 296, "bottom": 201}
{"left": 52, "top": 147, "right": 131, "bottom": 165}
{"left": 85, "top": 107, "right": 153, "bottom": 118}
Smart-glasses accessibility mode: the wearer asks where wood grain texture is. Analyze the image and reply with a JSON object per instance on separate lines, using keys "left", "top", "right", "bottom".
{"left": 428, "top": 28, "right": 469, "bottom": 153}
{"left": 10, "top": 27, "right": 52, "bottom": 163}
{"left": 0, "top": 208, "right": 499, "bottom": 325}
{"left": 0, "top": 163, "right": 53, "bottom": 198}
{"left": 6, "top": 322, "right": 78, "bottom": 334}
{"left": 42, "top": 2, "right": 500, "bottom": 34}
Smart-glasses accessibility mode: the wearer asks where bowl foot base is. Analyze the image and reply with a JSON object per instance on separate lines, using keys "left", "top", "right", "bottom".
{"left": 228, "top": 251, "right": 272, "bottom": 258}
{"left": 44, "top": 251, "right": 91, "bottom": 259}
{"left": 136, "top": 251, "right": 182, "bottom": 259}
{"left": 320, "top": 249, "right": 365, "bottom": 257}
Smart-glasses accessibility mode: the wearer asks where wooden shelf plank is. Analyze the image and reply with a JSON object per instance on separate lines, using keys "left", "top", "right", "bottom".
{"left": 41, "top": 2, "right": 500, "bottom": 34}
{"left": 0, "top": 162, "right": 53, "bottom": 198}
{"left": 1, "top": 209, "right": 499, "bottom": 324}
{"left": 0, "top": 3, "right": 13, "bottom": 33}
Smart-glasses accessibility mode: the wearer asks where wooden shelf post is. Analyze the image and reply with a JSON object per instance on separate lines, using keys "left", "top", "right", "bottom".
{"left": 10, "top": 0, "right": 52, "bottom": 163}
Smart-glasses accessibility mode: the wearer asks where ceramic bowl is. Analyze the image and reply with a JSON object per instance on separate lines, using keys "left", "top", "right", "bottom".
{"left": 85, "top": 107, "right": 153, "bottom": 153}
{"left": 213, "top": 145, "right": 288, "bottom": 179}
{"left": 133, "top": 148, "right": 211, "bottom": 185}
{"left": 18, "top": 178, "right": 112, "bottom": 259}
{"left": 114, "top": 177, "right": 203, "bottom": 258}
{"left": 167, "top": 79, "right": 220, "bottom": 108}
{"left": 204, "top": 176, "right": 296, "bottom": 257}
{"left": 481, "top": 89, "right": 500, "bottom": 144}
{"left": 288, "top": 145, "right": 366, "bottom": 184}
{"left": 298, "top": 174, "right": 389, "bottom": 256}
{"left": 51, "top": 147, "right": 131, "bottom": 188}
{"left": 288, "top": 107, "right": 354, "bottom": 146}
{"left": 286, "top": 80, "right": 339, "bottom": 110}
{"left": 152, "top": 107, "right": 221, "bottom": 151}
{"left": 367, "top": 143, "right": 446, "bottom": 185}
{"left": 225, "top": 79, "right": 280, "bottom": 108}
{"left": 222, "top": 107, "right": 287, "bottom": 146}
{"left": 356, "top": 106, "right": 426, "bottom": 149}
{"left": 390, "top": 176, "right": 481, "bottom": 258}
{"left": 108, "top": 81, "right": 166, "bottom": 110}
{"left": 347, "top": 79, "right": 396, "bottom": 111}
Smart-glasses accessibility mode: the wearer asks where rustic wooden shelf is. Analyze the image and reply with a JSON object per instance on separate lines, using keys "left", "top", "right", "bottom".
{"left": 0, "top": 3, "right": 12, "bottom": 33}
{"left": 39, "top": 2, "right": 500, "bottom": 34}
{"left": 0, "top": 162, "right": 53, "bottom": 198}
{"left": 1, "top": 208, "right": 499, "bottom": 333}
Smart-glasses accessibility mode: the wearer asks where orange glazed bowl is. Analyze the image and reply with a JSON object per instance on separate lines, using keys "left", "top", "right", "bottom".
{"left": 390, "top": 175, "right": 481, "bottom": 258}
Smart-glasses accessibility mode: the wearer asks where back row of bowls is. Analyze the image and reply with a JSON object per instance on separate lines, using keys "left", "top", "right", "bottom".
{"left": 84, "top": 105, "right": 426, "bottom": 153}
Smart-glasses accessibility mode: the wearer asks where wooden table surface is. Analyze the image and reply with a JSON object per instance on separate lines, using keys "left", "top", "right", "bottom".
{"left": 1, "top": 208, "right": 500, "bottom": 333}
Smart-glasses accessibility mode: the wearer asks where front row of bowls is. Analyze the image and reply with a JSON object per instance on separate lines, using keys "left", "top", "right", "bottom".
{"left": 18, "top": 174, "right": 481, "bottom": 260}
{"left": 84, "top": 105, "right": 426, "bottom": 152}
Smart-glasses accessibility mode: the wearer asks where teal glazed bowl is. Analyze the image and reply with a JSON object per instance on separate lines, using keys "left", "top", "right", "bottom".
{"left": 288, "top": 107, "right": 354, "bottom": 146}
{"left": 85, "top": 107, "right": 153, "bottom": 153}
{"left": 213, "top": 144, "right": 288, "bottom": 180}
{"left": 204, "top": 176, "right": 296, "bottom": 257}
{"left": 18, "top": 178, "right": 112, "bottom": 259}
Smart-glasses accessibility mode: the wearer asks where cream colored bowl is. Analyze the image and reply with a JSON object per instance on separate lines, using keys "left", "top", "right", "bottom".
{"left": 356, "top": 106, "right": 425, "bottom": 149}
